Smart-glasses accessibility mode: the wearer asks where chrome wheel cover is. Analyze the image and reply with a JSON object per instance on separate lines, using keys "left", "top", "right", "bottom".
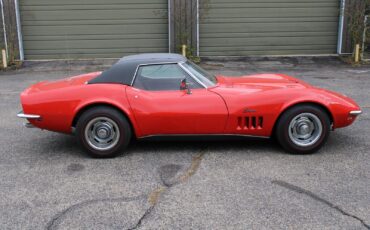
{"left": 288, "top": 113, "right": 323, "bottom": 147}
{"left": 84, "top": 117, "right": 120, "bottom": 151}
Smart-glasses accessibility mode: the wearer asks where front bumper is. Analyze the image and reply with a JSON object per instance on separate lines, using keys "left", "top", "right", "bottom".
{"left": 17, "top": 111, "right": 41, "bottom": 128}
{"left": 349, "top": 110, "right": 362, "bottom": 116}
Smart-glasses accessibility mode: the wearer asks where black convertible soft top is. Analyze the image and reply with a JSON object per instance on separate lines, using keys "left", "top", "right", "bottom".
{"left": 88, "top": 53, "right": 187, "bottom": 85}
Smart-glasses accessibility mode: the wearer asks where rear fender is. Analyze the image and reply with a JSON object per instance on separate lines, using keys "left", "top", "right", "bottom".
{"left": 73, "top": 97, "right": 141, "bottom": 137}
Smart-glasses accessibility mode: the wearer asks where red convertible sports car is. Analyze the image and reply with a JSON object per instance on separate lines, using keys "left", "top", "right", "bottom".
{"left": 18, "top": 53, "right": 361, "bottom": 158}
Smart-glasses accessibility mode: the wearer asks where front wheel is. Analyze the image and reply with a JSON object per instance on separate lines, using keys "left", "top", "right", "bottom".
{"left": 76, "top": 106, "right": 132, "bottom": 158}
{"left": 275, "top": 105, "right": 331, "bottom": 154}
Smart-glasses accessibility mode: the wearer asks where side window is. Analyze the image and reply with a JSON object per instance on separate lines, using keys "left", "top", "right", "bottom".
{"left": 133, "top": 64, "right": 202, "bottom": 91}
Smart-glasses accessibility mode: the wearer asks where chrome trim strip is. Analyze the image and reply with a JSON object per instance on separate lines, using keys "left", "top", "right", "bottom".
{"left": 178, "top": 62, "right": 208, "bottom": 89}
{"left": 17, "top": 113, "right": 41, "bottom": 119}
{"left": 138, "top": 134, "right": 270, "bottom": 139}
{"left": 349, "top": 110, "right": 362, "bottom": 116}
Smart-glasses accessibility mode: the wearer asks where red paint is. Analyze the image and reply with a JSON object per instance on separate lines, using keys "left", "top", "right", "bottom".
{"left": 20, "top": 72, "right": 361, "bottom": 137}
{"left": 126, "top": 87, "right": 228, "bottom": 136}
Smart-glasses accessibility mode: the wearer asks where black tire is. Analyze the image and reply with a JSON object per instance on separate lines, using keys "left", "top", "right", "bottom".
{"left": 275, "top": 104, "right": 331, "bottom": 154}
{"left": 76, "top": 106, "right": 132, "bottom": 158}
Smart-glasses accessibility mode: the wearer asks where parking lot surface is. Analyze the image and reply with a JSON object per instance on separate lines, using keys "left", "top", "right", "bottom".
{"left": 0, "top": 57, "right": 369, "bottom": 229}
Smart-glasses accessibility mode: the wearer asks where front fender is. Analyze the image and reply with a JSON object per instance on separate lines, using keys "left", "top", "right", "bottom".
{"left": 278, "top": 88, "right": 361, "bottom": 129}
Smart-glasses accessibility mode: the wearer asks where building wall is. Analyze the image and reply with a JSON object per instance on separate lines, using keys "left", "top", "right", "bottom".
{"left": 6, "top": 0, "right": 354, "bottom": 60}
{"left": 199, "top": 0, "right": 339, "bottom": 56}
{"left": 20, "top": 0, "right": 169, "bottom": 59}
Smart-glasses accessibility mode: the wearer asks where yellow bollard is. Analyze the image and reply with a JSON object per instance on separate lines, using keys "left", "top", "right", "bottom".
{"left": 182, "top": 44, "right": 187, "bottom": 57}
{"left": 2, "top": 49, "right": 7, "bottom": 68}
{"left": 355, "top": 44, "right": 360, "bottom": 63}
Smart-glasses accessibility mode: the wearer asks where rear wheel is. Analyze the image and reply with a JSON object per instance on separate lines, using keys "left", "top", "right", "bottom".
{"left": 76, "top": 106, "right": 131, "bottom": 158}
{"left": 276, "top": 105, "right": 330, "bottom": 154}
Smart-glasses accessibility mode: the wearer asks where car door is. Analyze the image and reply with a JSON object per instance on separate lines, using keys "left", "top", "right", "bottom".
{"left": 126, "top": 63, "right": 228, "bottom": 137}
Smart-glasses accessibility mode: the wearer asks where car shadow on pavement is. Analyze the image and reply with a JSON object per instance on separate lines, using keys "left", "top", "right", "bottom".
{"left": 36, "top": 133, "right": 283, "bottom": 158}
{"left": 35, "top": 131, "right": 364, "bottom": 159}
{"left": 119, "top": 138, "right": 282, "bottom": 158}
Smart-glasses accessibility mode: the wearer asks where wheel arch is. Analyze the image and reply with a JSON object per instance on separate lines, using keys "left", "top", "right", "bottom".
{"left": 72, "top": 102, "right": 138, "bottom": 138}
{"left": 272, "top": 101, "right": 334, "bottom": 137}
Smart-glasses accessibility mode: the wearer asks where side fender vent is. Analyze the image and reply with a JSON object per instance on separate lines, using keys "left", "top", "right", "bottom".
{"left": 237, "top": 116, "right": 263, "bottom": 130}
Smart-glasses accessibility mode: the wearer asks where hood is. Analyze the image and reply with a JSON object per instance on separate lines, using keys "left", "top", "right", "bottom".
{"left": 216, "top": 73, "right": 311, "bottom": 89}
{"left": 24, "top": 72, "right": 101, "bottom": 94}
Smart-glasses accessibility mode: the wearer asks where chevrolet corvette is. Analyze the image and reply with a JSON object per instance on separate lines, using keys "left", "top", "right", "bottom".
{"left": 18, "top": 53, "right": 362, "bottom": 157}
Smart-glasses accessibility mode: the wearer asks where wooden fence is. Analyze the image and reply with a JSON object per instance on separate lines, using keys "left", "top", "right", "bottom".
{"left": 0, "top": 0, "right": 19, "bottom": 65}
{"left": 342, "top": 0, "right": 369, "bottom": 55}
{"left": 169, "top": 0, "right": 198, "bottom": 56}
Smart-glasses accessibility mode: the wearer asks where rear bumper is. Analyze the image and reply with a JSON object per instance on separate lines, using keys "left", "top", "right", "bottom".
{"left": 17, "top": 112, "right": 41, "bottom": 119}
{"left": 17, "top": 111, "right": 41, "bottom": 128}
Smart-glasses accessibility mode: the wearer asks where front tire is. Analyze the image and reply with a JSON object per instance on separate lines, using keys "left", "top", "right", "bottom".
{"left": 76, "top": 106, "right": 132, "bottom": 158}
{"left": 276, "top": 105, "right": 331, "bottom": 154}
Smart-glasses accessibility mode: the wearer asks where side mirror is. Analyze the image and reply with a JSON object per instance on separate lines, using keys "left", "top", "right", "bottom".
{"left": 180, "top": 78, "right": 192, "bottom": 94}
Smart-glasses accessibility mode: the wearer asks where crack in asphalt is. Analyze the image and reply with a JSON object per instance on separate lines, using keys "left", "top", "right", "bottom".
{"left": 127, "top": 206, "right": 154, "bottom": 230}
{"left": 46, "top": 148, "right": 206, "bottom": 230}
{"left": 128, "top": 148, "right": 207, "bottom": 230}
{"left": 46, "top": 195, "right": 146, "bottom": 230}
{"left": 272, "top": 180, "right": 370, "bottom": 229}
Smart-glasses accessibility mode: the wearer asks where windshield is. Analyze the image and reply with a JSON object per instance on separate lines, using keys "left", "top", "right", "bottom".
{"left": 181, "top": 61, "right": 217, "bottom": 87}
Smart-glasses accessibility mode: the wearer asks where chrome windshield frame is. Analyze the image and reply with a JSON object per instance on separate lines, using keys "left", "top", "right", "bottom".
{"left": 178, "top": 61, "right": 208, "bottom": 89}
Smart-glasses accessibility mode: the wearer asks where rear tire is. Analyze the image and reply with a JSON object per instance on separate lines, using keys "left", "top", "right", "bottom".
{"left": 276, "top": 105, "right": 330, "bottom": 154}
{"left": 76, "top": 106, "right": 131, "bottom": 158}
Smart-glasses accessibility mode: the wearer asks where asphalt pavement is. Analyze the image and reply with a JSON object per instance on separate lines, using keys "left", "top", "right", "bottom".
{"left": 0, "top": 57, "right": 369, "bottom": 229}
